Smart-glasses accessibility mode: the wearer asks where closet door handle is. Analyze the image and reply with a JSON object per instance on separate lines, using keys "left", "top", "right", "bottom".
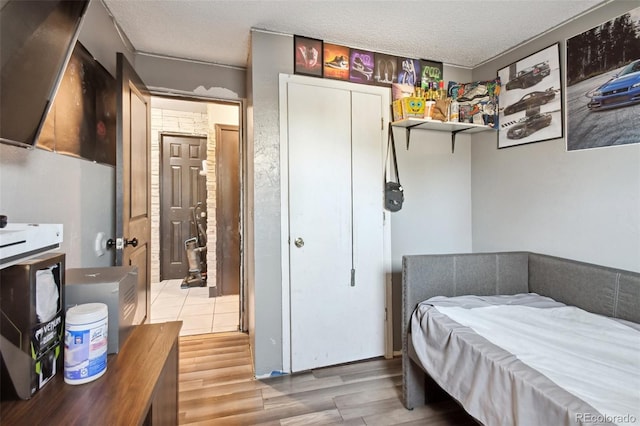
{"left": 294, "top": 237, "right": 304, "bottom": 248}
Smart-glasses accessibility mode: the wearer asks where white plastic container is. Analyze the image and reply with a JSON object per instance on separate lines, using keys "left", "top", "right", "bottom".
{"left": 64, "top": 303, "right": 108, "bottom": 385}
{"left": 449, "top": 99, "right": 459, "bottom": 122}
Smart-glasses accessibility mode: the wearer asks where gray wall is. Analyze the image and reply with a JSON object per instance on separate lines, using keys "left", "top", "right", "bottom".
{"left": 390, "top": 64, "right": 474, "bottom": 267}
{"left": 78, "top": 0, "right": 135, "bottom": 76}
{"left": 0, "top": 144, "right": 115, "bottom": 268}
{"left": 5, "top": 0, "right": 636, "bottom": 377}
{"left": 389, "top": 64, "right": 473, "bottom": 351}
{"left": 0, "top": 0, "right": 128, "bottom": 268}
{"left": 471, "top": 0, "right": 640, "bottom": 273}
{"left": 247, "top": 30, "right": 478, "bottom": 368}
{"left": 0, "top": 0, "right": 247, "bottom": 269}
{"left": 135, "top": 54, "right": 246, "bottom": 100}
{"left": 247, "top": 2, "right": 640, "bottom": 362}
{"left": 247, "top": 29, "right": 291, "bottom": 376}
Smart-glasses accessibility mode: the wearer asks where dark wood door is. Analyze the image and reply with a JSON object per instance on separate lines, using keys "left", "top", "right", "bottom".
{"left": 160, "top": 134, "right": 207, "bottom": 280}
{"left": 116, "top": 53, "right": 151, "bottom": 325}
{"left": 216, "top": 125, "right": 240, "bottom": 295}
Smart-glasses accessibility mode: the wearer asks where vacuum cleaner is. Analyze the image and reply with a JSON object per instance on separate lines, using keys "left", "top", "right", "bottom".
{"left": 181, "top": 202, "right": 207, "bottom": 289}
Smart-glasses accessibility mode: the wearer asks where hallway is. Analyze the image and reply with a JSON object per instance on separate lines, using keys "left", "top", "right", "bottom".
{"left": 150, "top": 279, "right": 239, "bottom": 336}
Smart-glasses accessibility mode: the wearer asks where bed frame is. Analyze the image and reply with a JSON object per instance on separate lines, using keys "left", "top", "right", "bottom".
{"left": 402, "top": 251, "right": 640, "bottom": 410}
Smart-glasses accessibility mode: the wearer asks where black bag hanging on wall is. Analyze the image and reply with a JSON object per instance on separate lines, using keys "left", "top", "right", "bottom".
{"left": 384, "top": 125, "right": 404, "bottom": 212}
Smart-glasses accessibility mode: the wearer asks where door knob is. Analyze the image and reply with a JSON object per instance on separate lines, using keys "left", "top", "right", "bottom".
{"left": 106, "top": 237, "right": 138, "bottom": 250}
{"left": 124, "top": 237, "right": 138, "bottom": 247}
{"left": 294, "top": 237, "right": 304, "bottom": 248}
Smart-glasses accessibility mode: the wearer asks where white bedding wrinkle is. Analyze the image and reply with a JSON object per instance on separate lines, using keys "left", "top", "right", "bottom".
{"left": 433, "top": 304, "right": 640, "bottom": 425}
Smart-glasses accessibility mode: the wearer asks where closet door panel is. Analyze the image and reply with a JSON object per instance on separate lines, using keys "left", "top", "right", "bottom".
{"left": 288, "top": 82, "right": 353, "bottom": 372}
{"left": 351, "top": 91, "right": 385, "bottom": 356}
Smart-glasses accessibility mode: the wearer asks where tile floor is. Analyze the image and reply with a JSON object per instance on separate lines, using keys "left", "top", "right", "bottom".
{"left": 150, "top": 279, "right": 239, "bottom": 336}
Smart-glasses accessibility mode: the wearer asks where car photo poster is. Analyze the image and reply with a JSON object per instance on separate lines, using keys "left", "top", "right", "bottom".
{"left": 566, "top": 6, "right": 640, "bottom": 151}
{"left": 497, "top": 43, "right": 563, "bottom": 149}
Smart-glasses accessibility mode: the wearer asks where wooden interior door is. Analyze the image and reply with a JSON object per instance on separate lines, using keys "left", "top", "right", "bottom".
{"left": 215, "top": 125, "right": 240, "bottom": 295}
{"left": 160, "top": 134, "right": 207, "bottom": 280}
{"left": 116, "top": 53, "right": 151, "bottom": 325}
{"left": 287, "top": 80, "right": 385, "bottom": 372}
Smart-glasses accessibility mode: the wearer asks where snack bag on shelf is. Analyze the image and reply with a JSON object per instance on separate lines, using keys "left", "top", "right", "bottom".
{"left": 447, "top": 78, "right": 501, "bottom": 127}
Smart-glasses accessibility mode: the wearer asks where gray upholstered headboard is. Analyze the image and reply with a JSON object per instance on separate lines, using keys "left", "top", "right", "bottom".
{"left": 401, "top": 251, "right": 640, "bottom": 410}
{"left": 402, "top": 252, "right": 640, "bottom": 338}
{"left": 528, "top": 253, "right": 640, "bottom": 324}
{"left": 402, "top": 252, "right": 529, "bottom": 343}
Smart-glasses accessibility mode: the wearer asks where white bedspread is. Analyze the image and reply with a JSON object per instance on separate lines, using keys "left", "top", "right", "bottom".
{"left": 434, "top": 304, "right": 640, "bottom": 425}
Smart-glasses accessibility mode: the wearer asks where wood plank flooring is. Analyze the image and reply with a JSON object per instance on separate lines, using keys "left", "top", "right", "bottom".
{"left": 178, "top": 332, "right": 477, "bottom": 425}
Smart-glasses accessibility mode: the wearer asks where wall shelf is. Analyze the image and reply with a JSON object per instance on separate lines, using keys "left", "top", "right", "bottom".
{"left": 391, "top": 118, "right": 497, "bottom": 153}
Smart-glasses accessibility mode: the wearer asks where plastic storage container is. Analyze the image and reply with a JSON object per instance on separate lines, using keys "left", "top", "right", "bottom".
{"left": 64, "top": 303, "right": 108, "bottom": 385}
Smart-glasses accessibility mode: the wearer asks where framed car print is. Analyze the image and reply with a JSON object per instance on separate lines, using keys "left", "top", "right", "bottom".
{"left": 565, "top": 6, "right": 640, "bottom": 151}
{"left": 497, "top": 43, "right": 563, "bottom": 148}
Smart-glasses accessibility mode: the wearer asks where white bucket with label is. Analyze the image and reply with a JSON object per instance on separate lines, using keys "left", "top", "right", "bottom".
{"left": 64, "top": 303, "right": 108, "bottom": 385}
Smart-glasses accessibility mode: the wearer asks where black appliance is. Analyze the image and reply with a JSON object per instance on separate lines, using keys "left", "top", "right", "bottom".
{"left": 0, "top": 0, "right": 89, "bottom": 148}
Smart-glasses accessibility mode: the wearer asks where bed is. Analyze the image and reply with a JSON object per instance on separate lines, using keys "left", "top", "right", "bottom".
{"left": 402, "top": 252, "right": 640, "bottom": 426}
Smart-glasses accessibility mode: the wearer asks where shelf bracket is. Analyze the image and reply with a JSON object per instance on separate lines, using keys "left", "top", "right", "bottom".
{"left": 403, "top": 123, "right": 425, "bottom": 150}
{"left": 391, "top": 119, "right": 496, "bottom": 154}
{"left": 450, "top": 127, "right": 472, "bottom": 153}
{"left": 405, "top": 127, "right": 411, "bottom": 150}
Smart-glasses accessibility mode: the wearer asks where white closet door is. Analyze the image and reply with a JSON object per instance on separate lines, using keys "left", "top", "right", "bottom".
{"left": 288, "top": 81, "right": 385, "bottom": 372}
{"left": 350, "top": 91, "right": 385, "bottom": 358}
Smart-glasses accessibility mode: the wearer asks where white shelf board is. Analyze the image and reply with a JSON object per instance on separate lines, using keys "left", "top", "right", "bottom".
{"left": 391, "top": 118, "right": 496, "bottom": 134}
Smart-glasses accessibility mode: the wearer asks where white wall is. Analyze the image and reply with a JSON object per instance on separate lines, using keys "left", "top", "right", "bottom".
{"left": 471, "top": 0, "right": 640, "bottom": 272}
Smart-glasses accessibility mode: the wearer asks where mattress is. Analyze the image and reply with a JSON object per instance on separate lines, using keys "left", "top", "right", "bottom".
{"left": 409, "top": 293, "right": 640, "bottom": 426}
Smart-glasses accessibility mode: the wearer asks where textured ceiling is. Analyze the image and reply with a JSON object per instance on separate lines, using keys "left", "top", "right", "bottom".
{"left": 102, "top": 0, "right": 607, "bottom": 69}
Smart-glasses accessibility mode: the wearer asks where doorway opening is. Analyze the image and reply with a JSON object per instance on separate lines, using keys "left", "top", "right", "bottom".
{"left": 148, "top": 96, "right": 244, "bottom": 337}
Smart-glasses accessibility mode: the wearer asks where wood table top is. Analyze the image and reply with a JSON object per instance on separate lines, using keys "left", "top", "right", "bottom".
{"left": 1, "top": 321, "right": 182, "bottom": 425}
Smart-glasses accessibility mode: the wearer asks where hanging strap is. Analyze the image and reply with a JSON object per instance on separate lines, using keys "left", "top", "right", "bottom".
{"left": 384, "top": 125, "right": 401, "bottom": 185}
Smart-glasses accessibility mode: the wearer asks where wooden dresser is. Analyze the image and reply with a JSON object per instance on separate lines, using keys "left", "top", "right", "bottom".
{"left": 1, "top": 321, "right": 182, "bottom": 425}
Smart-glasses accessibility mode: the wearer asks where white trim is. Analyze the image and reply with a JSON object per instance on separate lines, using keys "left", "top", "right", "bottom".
{"left": 278, "top": 74, "right": 291, "bottom": 373}
{"left": 279, "top": 73, "right": 392, "bottom": 373}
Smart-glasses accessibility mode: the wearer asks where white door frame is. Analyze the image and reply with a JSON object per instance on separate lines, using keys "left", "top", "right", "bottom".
{"left": 278, "top": 73, "right": 392, "bottom": 373}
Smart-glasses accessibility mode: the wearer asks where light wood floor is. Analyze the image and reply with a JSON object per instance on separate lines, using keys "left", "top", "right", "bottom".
{"left": 178, "top": 332, "right": 477, "bottom": 425}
